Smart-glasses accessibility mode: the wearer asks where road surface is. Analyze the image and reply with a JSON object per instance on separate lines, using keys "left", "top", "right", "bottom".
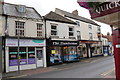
{"left": 24, "top": 56, "right": 115, "bottom": 78}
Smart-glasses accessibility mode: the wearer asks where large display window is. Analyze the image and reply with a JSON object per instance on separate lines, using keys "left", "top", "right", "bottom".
{"left": 50, "top": 47, "right": 62, "bottom": 64}
{"left": 28, "top": 47, "right": 35, "bottom": 64}
{"left": 9, "top": 47, "right": 36, "bottom": 66}
{"left": 63, "top": 46, "right": 80, "bottom": 61}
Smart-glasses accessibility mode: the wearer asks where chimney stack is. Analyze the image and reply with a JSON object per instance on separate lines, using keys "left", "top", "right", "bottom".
{"left": 72, "top": 10, "right": 78, "bottom": 15}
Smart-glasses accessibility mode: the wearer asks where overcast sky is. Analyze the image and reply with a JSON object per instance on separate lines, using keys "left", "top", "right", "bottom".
{"left": 4, "top": 0, "right": 112, "bottom": 35}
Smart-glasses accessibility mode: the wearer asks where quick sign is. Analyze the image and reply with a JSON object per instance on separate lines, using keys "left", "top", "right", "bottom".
{"left": 96, "top": 1, "right": 120, "bottom": 14}
{"left": 90, "top": 1, "right": 120, "bottom": 18}
{"left": 116, "top": 45, "right": 120, "bottom": 48}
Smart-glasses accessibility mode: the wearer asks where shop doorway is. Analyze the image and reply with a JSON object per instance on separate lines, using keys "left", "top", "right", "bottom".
{"left": 36, "top": 48, "right": 44, "bottom": 67}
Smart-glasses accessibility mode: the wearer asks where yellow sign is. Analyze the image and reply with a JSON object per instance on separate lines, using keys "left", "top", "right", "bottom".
{"left": 51, "top": 50, "right": 56, "bottom": 54}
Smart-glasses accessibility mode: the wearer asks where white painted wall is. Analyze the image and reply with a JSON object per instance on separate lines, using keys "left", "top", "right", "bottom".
{"left": 8, "top": 17, "right": 45, "bottom": 38}
{"left": 0, "top": 15, "right": 5, "bottom": 36}
{"left": 46, "top": 20, "right": 77, "bottom": 40}
{"left": 64, "top": 17, "right": 99, "bottom": 41}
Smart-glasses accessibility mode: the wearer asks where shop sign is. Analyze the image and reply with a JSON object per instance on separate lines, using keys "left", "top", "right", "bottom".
{"left": 6, "top": 38, "right": 45, "bottom": 47}
{"left": 80, "top": 41, "right": 98, "bottom": 44}
{"left": 51, "top": 41, "right": 79, "bottom": 46}
{"left": 90, "top": 1, "right": 120, "bottom": 18}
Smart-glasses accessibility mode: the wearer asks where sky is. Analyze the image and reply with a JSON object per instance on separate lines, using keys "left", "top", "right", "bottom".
{"left": 4, "top": 0, "right": 112, "bottom": 35}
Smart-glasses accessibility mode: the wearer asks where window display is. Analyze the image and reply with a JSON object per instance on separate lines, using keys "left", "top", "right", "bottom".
{"left": 50, "top": 47, "right": 62, "bottom": 64}
{"left": 63, "top": 46, "right": 80, "bottom": 61}
{"left": 9, "top": 47, "right": 36, "bottom": 66}
{"left": 28, "top": 47, "right": 35, "bottom": 64}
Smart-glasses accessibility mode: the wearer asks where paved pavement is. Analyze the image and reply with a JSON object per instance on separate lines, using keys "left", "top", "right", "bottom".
{"left": 2, "top": 56, "right": 116, "bottom": 80}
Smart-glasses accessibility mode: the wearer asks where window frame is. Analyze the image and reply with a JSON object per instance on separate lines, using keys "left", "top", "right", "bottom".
{"left": 77, "top": 31, "right": 81, "bottom": 40}
{"left": 51, "top": 25, "right": 57, "bottom": 36}
{"left": 88, "top": 24, "right": 92, "bottom": 30}
{"left": 15, "top": 21, "right": 25, "bottom": 36}
{"left": 37, "top": 23, "right": 43, "bottom": 37}
{"left": 69, "top": 27, "right": 74, "bottom": 37}
{"left": 89, "top": 33, "right": 93, "bottom": 40}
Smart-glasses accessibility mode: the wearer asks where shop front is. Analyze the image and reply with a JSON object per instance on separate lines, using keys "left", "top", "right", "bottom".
{"left": 47, "top": 40, "right": 79, "bottom": 66}
{"left": 5, "top": 38, "right": 46, "bottom": 72}
{"left": 79, "top": 40, "right": 101, "bottom": 58}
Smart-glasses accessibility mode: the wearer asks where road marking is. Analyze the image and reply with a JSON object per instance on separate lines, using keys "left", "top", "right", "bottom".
{"left": 101, "top": 68, "right": 115, "bottom": 76}
{"left": 9, "top": 75, "right": 27, "bottom": 79}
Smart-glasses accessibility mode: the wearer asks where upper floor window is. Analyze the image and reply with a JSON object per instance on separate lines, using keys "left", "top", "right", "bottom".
{"left": 89, "top": 33, "right": 93, "bottom": 40}
{"left": 76, "top": 21, "right": 80, "bottom": 26}
{"left": 98, "top": 26, "right": 101, "bottom": 32}
{"left": 88, "top": 25, "right": 92, "bottom": 30}
{"left": 77, "top": 31, "right": 81, "bottom": 40}
{"left": 37, "top": 23, "right": 43, "bottom": 37}
{"left": 15, "top": 21, "right": 25, "bottom": 36}
{"left": 69, "top": 27, "right": 74, "bottom": 36}
{"left": 51, "top": 25, "right": 57, "bottom": 36}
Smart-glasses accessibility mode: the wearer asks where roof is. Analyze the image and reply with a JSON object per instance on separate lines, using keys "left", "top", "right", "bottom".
{"left": 55, "top": 8, "right": 100, "bottom": 26}
{"left": 2, "top": 3, "right": 42, "bottom": 19}
{"left": 44, "top": 11, "right": 76, "bottom": 24}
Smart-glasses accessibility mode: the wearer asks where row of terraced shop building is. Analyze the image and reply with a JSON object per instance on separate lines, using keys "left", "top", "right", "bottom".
{"left": 0, "top": 2, "right": 105, "bottom": 73}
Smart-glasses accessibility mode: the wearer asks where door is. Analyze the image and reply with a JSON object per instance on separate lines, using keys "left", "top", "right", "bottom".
{"left": 36, "top": 48, "right": 44, "bottom": 67}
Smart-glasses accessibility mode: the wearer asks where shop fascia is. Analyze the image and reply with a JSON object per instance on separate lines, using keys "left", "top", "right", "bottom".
{"left": 52, "top": 41, "right": 79, "bottom": 46}
{"left": 96, "top": 1, "right": 120, "bottom": 14}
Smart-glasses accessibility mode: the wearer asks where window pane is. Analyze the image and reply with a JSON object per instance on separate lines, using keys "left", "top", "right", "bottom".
{"left": 69, "top": 28, "right": 73, "bottom": 31}
{"left": 28, "top": 47, "right": 35, "bottom": 58}
{"left": 9, "top": 47, "right": 18, "bottom": 60}
{"left": 51, "top": 31, "right": 57, "bottom": 35}
{"left": 15, "top": 21, "right": 25, "bottom": 36}
{"left": 69, "top": 32, "right": 74, "bottom": 36}
{"left": 51, "top": 25, "right": 57, "bottom": 29}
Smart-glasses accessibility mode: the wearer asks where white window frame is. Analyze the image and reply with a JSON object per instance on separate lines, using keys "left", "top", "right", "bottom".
{"left": 51, "top": 24, "right": 57, "bottom": 36}
{"left": 69, "top": 26, "right": 74, "bottom": 37}
{"left": 77, "top": 31, "right": 81, "bottom": 40}
{"left": 88, "top": 24, "right": 92, "bottom": 30}
{"left": 89, "top": 33, "right": 93, "bottom": 40}
{"left": 15, "top": 21, "right": 25, "bottom": 36}
{"left": 37, "top": 23, "right": 43, "bottom": 37}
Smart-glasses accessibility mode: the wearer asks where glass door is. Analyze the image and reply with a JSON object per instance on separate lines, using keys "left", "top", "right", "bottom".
{"left": 36, "top": 48, "right": 43, "bottom": 67}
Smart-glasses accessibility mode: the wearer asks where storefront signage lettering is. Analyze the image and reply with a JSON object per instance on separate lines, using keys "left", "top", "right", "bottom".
{"left": 6, "top": 38, "right": 45, "bottom": 47}
{"left": 96, "top": 1, "right": 120, "bottom": 14}
{"left": 52, "top": 41, "right": 79, "bottom": 46}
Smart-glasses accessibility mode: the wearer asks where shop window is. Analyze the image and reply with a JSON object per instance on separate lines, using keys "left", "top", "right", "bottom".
{"left": 15, "top": 21, "right": 25, "bottom": 36}
{"left": 28, "top": 47, "right": 35, "bottom": 64}
{"left": 9, "top": 47, "right": 18, "bottom": 60}
{"left": 50, "top": 47, "right": 62, "bottom": 64}
{"left": 37, "top": 23, "right": 43, "bottom": 37}
{"left": 28, "top": 47, "right": 35, "bottom": 58}
{"left": 19, "top": 47, "right": 26, "bottom": 59}
{"left": 51, "top": 25, "right": 57, "bottom": 36}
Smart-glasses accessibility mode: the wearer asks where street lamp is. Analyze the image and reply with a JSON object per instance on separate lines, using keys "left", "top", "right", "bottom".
{"left": 17, "top": 29, "right": 20, "bottom": 73}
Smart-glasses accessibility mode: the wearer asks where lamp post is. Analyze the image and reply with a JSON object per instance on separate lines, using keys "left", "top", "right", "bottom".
{"left": 17, "top": 29, "right": 20, "bottom": 73}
